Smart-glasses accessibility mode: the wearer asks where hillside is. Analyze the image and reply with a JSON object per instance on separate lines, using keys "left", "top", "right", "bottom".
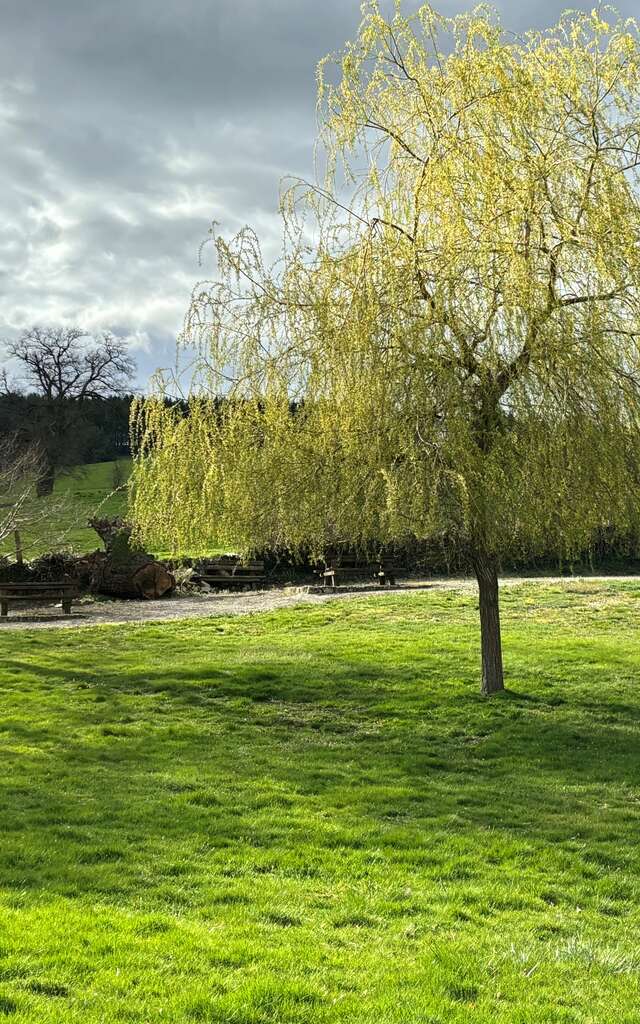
{"left": 2, "top": 460, "right": 130, "bottom": 560}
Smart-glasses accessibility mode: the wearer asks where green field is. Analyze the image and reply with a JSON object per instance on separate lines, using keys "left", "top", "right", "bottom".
{"left": 3, "top": 459, "right": 229, "bottom": 561}
{"left": 1, "top": 460, "right": 130, "bottom": 560}
{"left": 1, "top": 581, "right": 639, "bottom": 1021}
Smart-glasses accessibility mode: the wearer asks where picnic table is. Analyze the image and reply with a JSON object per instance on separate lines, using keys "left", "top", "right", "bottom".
{"left": 192, "top": 557, "right": 266, "bottom": 589}
{"left": 321, "top": 556, "right": 398, "bottom": 588}
{"left": 0, "top": 581, "right": 78, "bottom": 618}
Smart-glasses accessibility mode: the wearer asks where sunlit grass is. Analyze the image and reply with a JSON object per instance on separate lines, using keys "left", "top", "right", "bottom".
{"left": 1, "top": 581, "right": 639, "bottom": 1020}
{"left": 1, "top": 459, "right": 227, "bottom": 560}
{"left": 0, "top": 460, "right": 130, "bottom": 559}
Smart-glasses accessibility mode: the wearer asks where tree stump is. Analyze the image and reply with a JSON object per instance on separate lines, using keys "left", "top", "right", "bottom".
{"left": 87, "top": 517, "right": 175, "bottom": 599}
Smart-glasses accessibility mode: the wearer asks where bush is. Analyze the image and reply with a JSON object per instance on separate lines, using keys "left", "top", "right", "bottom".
{"left": 0, "top": 557, "right": 34, "bottom": 583}
{"left": 0, "top": 552, "right": 80, "bottom": 584}
{"left": 30, "top": 552, "right": 79, "bottom": 582}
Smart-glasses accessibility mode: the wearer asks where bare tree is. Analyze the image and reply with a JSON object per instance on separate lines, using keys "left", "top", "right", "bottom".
{"left": 0, "top": 438, "right": 40, "bottom": 551}
{"left": 4, "top": 327, "right": 136, "bottom": 494}
{"left": 0, "top": 438, "right": 71, "bottom": 559}
{"left": 0, "top": 369, "right": 13, "bottom": 396}
{"left": 6, "top": 326, "right": 136, "bottom": 400}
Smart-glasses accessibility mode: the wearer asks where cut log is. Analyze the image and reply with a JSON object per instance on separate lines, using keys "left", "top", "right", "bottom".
{"left": 132, "top": 562, "right": 175, "bottom": 599}
{"left": 87, "top": 517, "right": 175, "bottom": 599}
{"left": 90, "top": 560, "right": 175, "bottom": 599}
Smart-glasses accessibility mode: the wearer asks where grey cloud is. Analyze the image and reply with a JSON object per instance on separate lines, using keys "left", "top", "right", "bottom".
{"left": 1, "top": 0, "right": 638, "bottom": 384}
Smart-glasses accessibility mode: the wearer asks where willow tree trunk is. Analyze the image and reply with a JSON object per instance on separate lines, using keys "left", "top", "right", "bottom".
{"left": 472, "top": 553, "right": 504, "bottom": 696}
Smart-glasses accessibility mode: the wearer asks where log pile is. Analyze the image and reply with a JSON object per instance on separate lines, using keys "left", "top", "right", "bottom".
{"left": 87, "top": 518, "right": 175, "bottom": 599}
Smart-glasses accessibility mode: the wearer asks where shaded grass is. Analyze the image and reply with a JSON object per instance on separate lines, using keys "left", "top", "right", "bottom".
{"left": 0, "top": 580, "right": 640, "bottom": 1020}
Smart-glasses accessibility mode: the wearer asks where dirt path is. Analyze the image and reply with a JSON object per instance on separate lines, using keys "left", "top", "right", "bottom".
{"left": 2, "top": 575, "right": 639, "bottom": 630}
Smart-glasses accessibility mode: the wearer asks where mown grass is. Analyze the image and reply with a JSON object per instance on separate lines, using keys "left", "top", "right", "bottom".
{"left": 1, "top": 580, "right": 640, "bottom": 1021}
{"left": 1, "top": 461, "right": 130, "bottom": 559}
{"left": 2, "top": 459, "right": 227, "bottom": 560}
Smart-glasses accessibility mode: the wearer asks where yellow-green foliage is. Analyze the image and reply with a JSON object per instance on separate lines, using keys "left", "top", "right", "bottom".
{"left": 133, "top": 4, "right": 640, "bottom": 562}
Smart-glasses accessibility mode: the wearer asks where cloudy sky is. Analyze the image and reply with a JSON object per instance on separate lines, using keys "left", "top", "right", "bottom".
{"left": 1, "top": 0, "right": 637, "bottom": 387}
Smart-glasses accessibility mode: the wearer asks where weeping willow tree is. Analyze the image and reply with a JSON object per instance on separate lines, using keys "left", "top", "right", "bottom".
{"left": 133, "top": 3, "right": 640, "bottom": 694}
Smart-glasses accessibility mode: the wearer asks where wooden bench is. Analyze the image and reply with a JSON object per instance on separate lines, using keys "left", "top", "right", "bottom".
{"left": 193, "top": 557, "right": 266, "bottom": 589}
{"left": 0, "top": 581, "right": 78, "bottom": 618}
{"left": 321, "top": 557, "right": 397, "bottom": 588}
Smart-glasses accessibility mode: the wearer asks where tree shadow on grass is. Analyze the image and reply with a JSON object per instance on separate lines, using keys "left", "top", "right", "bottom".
{"left": 2, "top": 609, "right": 640, "bottom": 903}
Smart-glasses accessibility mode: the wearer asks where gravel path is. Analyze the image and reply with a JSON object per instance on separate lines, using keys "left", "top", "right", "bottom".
{"left": 1, "top": 575, "right": 639, "bottom": 630}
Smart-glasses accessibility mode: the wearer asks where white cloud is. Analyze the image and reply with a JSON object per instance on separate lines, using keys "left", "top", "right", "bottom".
{"left": 1, "top": 0, "right": 638, "bottom": 385}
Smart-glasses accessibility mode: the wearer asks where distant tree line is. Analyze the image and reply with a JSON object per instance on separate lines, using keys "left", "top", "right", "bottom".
{"left": 1, "top": 326, "right": 137, "bottom": 493}
{"left": 0, "top": 390, "right": 133, "bottom": 468}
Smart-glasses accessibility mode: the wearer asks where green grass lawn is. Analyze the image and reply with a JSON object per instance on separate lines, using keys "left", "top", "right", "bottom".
{"left": 1, "top": 581, "right": 640, "bottom": 1021}
{"left": 52, "top": 460, "right": 131, "bottom": 552}
{"left": 2, "top": 459, "right": 227, "bottom": 560}
{"left": 1, "top": 460, "right": 130, "bottom": 559}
